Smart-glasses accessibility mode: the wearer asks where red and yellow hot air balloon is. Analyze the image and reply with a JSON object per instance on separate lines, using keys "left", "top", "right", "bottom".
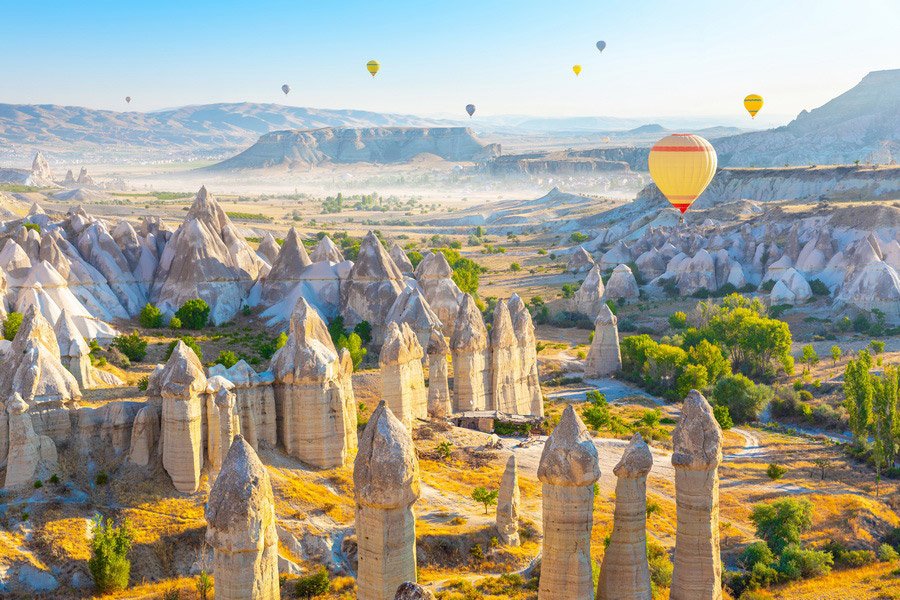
{"left": 648, "top": 133, "right": 717, "bottom": 218}
{"left": 744, "top": 94, "right": 763, "bottom": 118}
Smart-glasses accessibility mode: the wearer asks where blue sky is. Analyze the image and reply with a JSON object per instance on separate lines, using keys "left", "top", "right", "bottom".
{"left": 2, "top": 0, "right": 898, "bottom": 126}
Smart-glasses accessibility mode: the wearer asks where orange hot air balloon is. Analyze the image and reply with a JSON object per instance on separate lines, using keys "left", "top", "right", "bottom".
{"left": 648, "top": 133, "right": 717, "bottom": 218}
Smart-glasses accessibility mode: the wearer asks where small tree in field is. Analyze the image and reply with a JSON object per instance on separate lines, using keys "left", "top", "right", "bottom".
{"left": 175, "top": 298, "right": 210, "bottom": 329}
{"left": 88, "top": 517, "right": 133, "bottom": 593}
{"left": 472, "top": 487, "right": 499, "bottom": 514}
{"left": 294, "top": 565, "right": 330, "bottom": 599}
{"left": 799, "top": 345, "right": 819, "bottom": 373}
{"left": 830, "top": 346, "right": 841, "bottom": 366}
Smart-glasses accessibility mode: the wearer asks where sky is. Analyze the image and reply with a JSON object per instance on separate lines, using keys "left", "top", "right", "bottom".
{"left": 2, "top": 0, "right": 898, "bottom": 127}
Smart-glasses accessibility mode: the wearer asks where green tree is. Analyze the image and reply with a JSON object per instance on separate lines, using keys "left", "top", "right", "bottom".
{"left": 668, "top": 311, "right": 687, "bottom": 329}
{"left": 3, "top": 312, "right": 23, "bottom": 341}
{"left": 620, "top": 335, "right": 657, "bottom": 379}
{"left": 712, "top": 374, "right": 772, "bottom": 424}
{"left": 749, "top": 498, "right": 813, "bottom": 554}
{"left": 327, "top": 316, "right": 347, "bottom": 345}
{"left": 766, "top": 463, "right": 787, "bottom": 480}
{"left": 872, "top": 365, "right": 898, "bottom": 473}
{"left": 510, "top": 262, "right": 521, "bottom": 272}
{"left": 294, "top": 565, "right": 331, "bottom": 599}
{"left": 138, "top": 303, "right": 163, "bottom": 328}
{"left": 215, "top": 350, "right": 239, "bottom": 369}
{"left": 676, "top": 364, "right": 709, "bottom": 399}
{"left": 169, "top": 317, "right": 182, "bottom": 330}
{"left": 275, "top": 331, "right": 288, "bottom": 350}
{"left": 111, "top": 331, "right": 147, "bottom": 362}
{"left": 830, "top": 345, "right": 842, "bottom": 366}
{"left": 646, "top": 344, "right": 687, "bottom": 389}
{"left": 687, "top": 339, "right": 731, "bottom": 383}
{"left": 353, "top": 321, "right": 373, "bottom": 345}
{"left": 165, "top": 337, "right": 203, "bottom": 362}
{"left": 713, "top": 404, "right": 733, "bottom": 430}
{"left": 471, "top": 487, "right": 499, "bottom": 514}
{"left": 799, "top": 345, "right": 819, "bottom": 372}
{"left": 871, "top": 340, "right": 886, "bottom": 355}
{"left": 175, "top": 299, "right": 210, "bottom": 329}
{"left": 582, "top": 394, "right": 611, "bottom": 430}
{"left": 336, "top": 332, "right": 367, "bottom": 370}
{"left": 844, "top": 350, "right": 874, "bottom": 446}
{"left": 88, "top": 517, "right": 133, "bottom": 593}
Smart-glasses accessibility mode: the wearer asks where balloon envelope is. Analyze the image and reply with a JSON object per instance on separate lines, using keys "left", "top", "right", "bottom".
{"left": 572, "top": 65, "right": 582, "bottom": 76}
{"left": 282, "top": 84, "right": 291, "bottom": 95}
{"left": 125, "top": 96, "right": 131, "bottom": 103}
{"left": 466, "top": 104, "right": 475, "bottom": 117}
{"left": 648, "top": 134, "right": 718, "bottom": 215}
{"left": 367, "top": 60, "right": 380, "bottom": 77}
{"left": 596, "top": 41, "right": 606, "bottom": 52}
{"left": 744, "top": 94, "right": 763, "bottom": 118}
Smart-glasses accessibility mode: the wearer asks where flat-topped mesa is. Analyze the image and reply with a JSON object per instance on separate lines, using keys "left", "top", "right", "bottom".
{"left": 670, "top": 390, "right": 724, "bottom": 600}
{"left": 425, "top": 329, "right": 451, "bottom": 418}
{"left": 385, "top": 283, "right": 443, "bottom": 352}
{"left": 256, "top": 232, "right": 281, "bottom": 264}
{"left": 566, "top": 246, "right": 595, "bottom": 274}
{"left": 574, "top": 263, "right": 606, "bottom": 318}
{"left": 449, "top": 294, "right": 492, "bottom": 412}
{"left": 259, "top": 227, "right": 312, "bottom": 307}
{"left": 340, "top": 231, "right": 406, "bottom": 342}
{"left": 414, "top": 251, "right": 464, "bottom": 339}
{"left": 205, "top": 435, "right": 279, "bottom": 600}
{"left": 389, "top": 242, "right": 414, "bottom": 275}
{"left": 597, "top": 434, "right": 654, "bottom": 600}
{"left": 310, "top": 234, "right": 345, "bottom": 263}
{"left": 508, "top": 294, "right": 542, "bottom": 417}
{"left": 354, "top": 402, "right": 421, "bottom": 600}
{"left": 207, "top": 360, "right": 277, "bottom": 451}
{"left": 491, "top": 301, "right": 523, "bottom": 414}
{"left": 270, "top": 298, "right": 356, "bottom": 469}
{"left": 495, "top": 454, "right": 521, "bottom": 546}
{"left": 584, "top": 304, "right": 622, "bottom": 378}
{"left": 4, "top": 393, "right": 58, "bottom": 488}
{"left": 537, "top": 405, "right": 601, "bottom": 600}
{"left": 150, "top": 186, "right": 266, "bottom": 325}
{"left": 159, "top": 340, "right": 208, "bottom": 494}
{"left": 379, "top": 322, "right": 428, "bottom": 427}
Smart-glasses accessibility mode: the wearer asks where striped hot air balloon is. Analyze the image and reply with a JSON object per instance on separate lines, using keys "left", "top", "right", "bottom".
{"left": 744, "top": 94, "right": 764, "bottom": 118}
{"left": 648, "top": 134, "right": 717, "bottom": 218}
{"left": 367, "top": 60, "right": 380, "bottom": 77}
{"left": 572, "top": 65, "right": 582, "bottom": 76}
{"left": 466, "top": 104, "right": 475, "bottom": 117}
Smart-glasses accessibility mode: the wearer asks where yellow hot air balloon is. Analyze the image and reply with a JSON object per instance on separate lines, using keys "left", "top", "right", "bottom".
{"left": 367, "top": 60, "right": 380, "bottom": 77}
{"left": 648, "top": 133, "right": 717, "bottom": 219}
{"left": 572, "top": 65, "right": 582, "bottom": 76}
{"left": 603, "top": 136, "right": 610, "bottom": 143}
{"left": 744, "top": 94, "right": 763, "bottom": 118}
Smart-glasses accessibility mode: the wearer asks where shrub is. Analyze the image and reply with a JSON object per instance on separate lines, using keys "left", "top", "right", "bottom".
{"left": 713, "top": 404, "right": 734, "bottom": 430}
{"left": 739, "top": 540, "right": 775, "bottom": 570}
{"left": 165, "top": 337, "right": 203, "bottom": 362}
{"left": 34, "top": 480, "right": 43, "bottom": 489}
{"left": 750, "top": 498, "right": 812, "bottom": 553}
{"left": 878, "top": 543, "right": 900, "bottom": 562}
{"left": 49, "top": 474, "right": 60, "bottom": 484}
{"left": 761, "top": 279, "right": 776, "bottom": 292}
{"left": 96, "top": 471, "right": 109, "bottom": 485}
{"left": 3, "top": 312, "right": 23, "bottom": 341}
{"left": 111, "top": 331, "right": 147, "bottom": 362}
{"left": 569, "top": 232, "right": 589, "bottom": 244}
{"left": 294, "top": 565, "right": 330, "bottom": 599}
{"left": 776, "top": 544, "right": 833, "bottom": 580}
{"left": 808, "top": 279, "right": 830, "bottom": 296}
{"left": 336, "top": 332, "right": 366, "bottom": 369}
{"left": 169, "top": 316, "right": 182, "bottom": 330}
{"left": 138, "top": 303, "right": 163, "bottom": 328}
{"left": 712, "top": 375, "right": 772, "bottom": 424}
{"left": 24, "top": 222, "right": 41, "bottom": 233}
{"left": 174, "top": 299, "right": 210, "bottom": 329}
{"left": 353, "top": 321, "right": 373, "bottom": 345}
{"left": 510, "top": 262, "right": 521, "bottom": 272}
{"left": 648, "top": 542, "right": 673, "bottom": 588}
{"left": 766, "top": 463, "right": 787, "bottom": 480}
{"left": 216, "top": 350, "right": 239, "bottom": 369}
{"left": 668, "top": 311, "right": 687, "bottom": 329}
{"left": 88, "top": 517, "right": 133, "bottom": 593}
{"left": 137, "top": 376, "right": 149, "bottom": 392}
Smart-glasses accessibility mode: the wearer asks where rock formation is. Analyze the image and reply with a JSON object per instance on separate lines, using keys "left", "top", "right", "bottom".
{"left": 491, "top": 301, "right": 522, "bottom": 414}
{"left": 159, "top": 340, "right": 208, "bottom": 494}
{"left": 449, "top": 294, "right": 491, "bottom": 412}
{"left": 425, "top": 329, "right": 451, "bottom": 418}
{"left": 128, "top": 404, "right": 159, "bottom": 466}
{"left": 670, "top": 390, "right": 724, "bottom": 600}
{"left": 509, "top": 294, "right": 542, "bottom": 416}
{"left": 605, "top": 264, "right": 640, "bottom": 301}
{"left": 32, "top": 151, "right": 53, "bottom": 182}
{"left": 207, "top": 381, "right": 241, "bottom": 482}
{"left": 584, "top": 304, "right": 622, "bottom": 378}
{"left": 55, "top": 309, "right": 122, "bottom": 388}
{"left": 208, "top": 360, "right": 277, "bottom": 451}
{"left": 385, "top": 284, "right": 442, "bottom": 351}
{"left": 414, "top": 252, "right": 463, "bottom": 339}
{"left": 340, "top": 231, "right": 406, "bottom": 340}
{"left": 379, "top": 322, "right": 427, "bottom": 427}
{"left": 258, "top": 228, "right": 312, "bottom": 307}
{"left": 393, "top": 582, "right": 435, "bottom": 599}
{"left": 256, "top": 233, "right": 281, "bottom": 264}
{"left": 574, "top": 264, "right": 606, "bottom": 318}
{"left": 495, "top": 454, "right": 520, "bottom": 546}
{"left": 206, "top": 435, "right": 280, "bottom": 600}
{"left": 537, "top": 405, "right": 600, "bottom": 600}
{"left": 597, "top": 433, "right": 653, "bottom": 600}
{"left": 310, "top": 234, "right": 344, "bottom": 263}
{"left": 270, "top": 298, "right": 356, "bottom": 468}
{"left": 389, "top": 243, "right": 414, "bottom": 275}
{"left": 4, "top": 394, "right": 58, "bottom": 488}
{"left": 354, "top": 402, "right": 421, "bottom": 600}
{"left": 567, "top": 246, "right": 595, "bottom": 274}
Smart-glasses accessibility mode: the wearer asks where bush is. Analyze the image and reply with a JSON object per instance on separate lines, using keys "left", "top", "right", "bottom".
{"left": 137, "top": 376, "right": 149, "bottom": 392}
{"left": 739, "top": 540, "right": 775, "bottom": 570}
{"left": 34, "top": 480, "right": 43, "bottom": 489}
{"left": 510, "top": 262, "right": 521, "bottom": 272}
{"left": 776, "top": 544, "right": 833, "bottom": 580}
{"left": 165, "top": 337, "right": 203, "bottom": 362}
{"left": 174, "top": 299, "right": 210, "bottom": 329}
{"left": 808, "top": 279, "right": 830, "bottom": 296}
{"left": 878, "top": 543, "right": 900, "bottom": 562}
{"left": 3, "top": 312, "right": 23, "bottom": 341}
{"left": 713, "top": 404, "right": 734, "bottom": 430}
{"left": 668, "top": 311, "right": 687, "bottom": 329}
{"left": 712, "top": 375, "right": 772, "bottom": 424}
{"left": 111, "top": 331, "right": 147, "bottom": 362}
{"left": 96, "top": 471, "right": 109, "bottom": 485}
{"left": 336, "top": 332, "right": 366, "bottom": 370}
{"left": 169, "top": 317, "right": 182, "bottom": 330}
{"left": 294, "top": 565, "right": 330, "bottom": 598}
{"left": 88, "top": 517, "right": 133, "bottom": 593}
{"left": 750, "top": 498, "right": 812, "bottom": 553}
{"left": 761, "top": 279, "right": 776, "bottom": 292}
{"left": 138, "top": 303, "right": 163, "bottom": 328}
{"left": 216, "top": 350, "right": 239, "bottom": 369}
{"left": 766, "top": 463, "right": 787, "bottom": 480}
{"left": 648, "top": 542, "right": 673, "bottom": 588}
{"left": 353, "top": 321, "right": 373, "bottom": 345}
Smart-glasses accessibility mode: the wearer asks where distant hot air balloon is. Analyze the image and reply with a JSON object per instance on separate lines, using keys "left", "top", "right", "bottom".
{"left": 596, "top": 41, "right": 607, "bottom": 52}
{"left": 367, "top": 60, "right": 380, "bottom": 77}
{"left": 465, "top": 104, "right": 476, "bottom": 118}
{"left": 572, "top": 65, "right": 582, "bottom": 76}
{"left": 744, "top": 94, "right": 764, "bottom": 118}
{"left": 603, "top": 136, "right": 610, "bottom": 143}
{"left": 648, "top": 133, "right": 717, "bottom": 220}
{"left": 282, "top": 84, "right": 291, "bottom": 95}
{"left": 125, "top": 96, "right": 131, "bottom": 104}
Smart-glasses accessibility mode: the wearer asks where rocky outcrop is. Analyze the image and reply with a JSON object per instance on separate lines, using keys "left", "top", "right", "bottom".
{"left": 414, "top": 252, "right": 463, "bottom": 339}
{"left": 670, "top": 390, "right": 723, "bottom": 600}
{"left": 509, "top": 294, "right": 542, "bottom": 416}
{"left": 491, "top": 301, "right": 522, "bottom": 414}
{"left": 310, "top": 235, "right": 344, "bottom": 263}
{"left": 208, "top": 360, "right": 277, "bottom": 451}
{"left": 128, "top": 405, "right": 159, "bottom": 467}
{"left": 385, "top": 284, "right": 442, "bottom": 351}
{"left": 340, "top": 231, "right": 406, "bottom": 340}
{"left": 206, "top": 435, "right": 280, "bottom": 600}
{"left": 207, "top": 383, "right": 241, "bottom": 482}
{"left": 449, "top": 294, "right": 491, "bottom": 412}
{"left": 32, "top": 151, "right": 53, "bottom": 182}
{"left": 495, "top": 454, "right": 520, "bottom": 546}
{"left": 584, "top": 304, "right": 621, "bottom": 378}
{"left": 4, "top": 394, "right": 58, "bottom": 488}
{"left": 771, "top": 267, "right": 812, "bottom": 304}
{"left": 393, "top": 582, "right": 435, "bottom": 600}
{"left": 258, "top": 228, "right": 312, "bottom": 307}
{"left": 425, "top": 329, "right": 451, "bottom": 418}
{"left": 537, "top": 405, "right": 601, "bottom": 600}
{"left": 354, "top": 402, "right": 421, "bottom": 600}
{"left": 574, "top": 264, "right": 606, "bottom": 318}
{"left": 256, "top": 233, "right": 281, "bottom": 264}
{"left": 389, "top": 243, "right": 414, "bottom": 275}
{"left": 605, "top": 264, "right": 639, "bottom": 301}
{"left": 270, "top": 299, "right": 356, "bottom": 469}
{"left": 379, "top": 322, "right": 427, "bottom": 427}
{"left": 159, "top": 340, "right": 208, "bottom": 494}
{"left": 150, "top": 186, "right": 265, "bottom": 325}
{"left": 55, "top": 309, "right": 122, "bottom": 389}
{"left": 597, "top": 434, "right": 653, "bottom": 600}
{"left": 566, "top": 247, "right": 595, "bottom": 274}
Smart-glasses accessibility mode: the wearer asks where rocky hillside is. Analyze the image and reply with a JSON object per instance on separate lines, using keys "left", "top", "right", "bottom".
{"left": 206, "top": 127, "right": 501, "bottom": 170}
{"left": 714, "top": 69, "right": 900, "bottom": 167}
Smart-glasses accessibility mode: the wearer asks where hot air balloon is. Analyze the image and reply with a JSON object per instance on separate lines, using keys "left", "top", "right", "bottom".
{"left": 572, "top": 65, "right": 582, "bottom": 76}
{"left": 125, "top": 96, "right": 131, "bottom": 104}
{"left": 367, "top": 60, "right": 380, "bottom": 77}
{"left": 466, "top": 104, "right": 476, "bottom": 118}
{"left": 744, "top": 94, "right": 763, "bottom": 118}
{"left": 596, "top": 41, "right": 606, "bottom": 52}
{"left": 648, "top": 133, "right": 717, "bottom": 220}
{"left": 603, "top": 136, "right": 610, "bottom": 143}
{"left": 282, "top": 84, "right": 291, "bottom": 95}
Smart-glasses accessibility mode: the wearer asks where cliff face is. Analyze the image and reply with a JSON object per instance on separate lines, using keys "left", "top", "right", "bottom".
{"left": 209, "top": 127, "right": 501, "bottom": 170}
{"left": 488, "top": 150, "right": 634, "bottom": 175}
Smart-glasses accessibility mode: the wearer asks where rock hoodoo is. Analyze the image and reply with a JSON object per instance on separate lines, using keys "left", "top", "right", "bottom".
{"left": 354, "top": 402, "right": 421, "bottom": 600}
{"left": 566, "top": 246, "right": 595, "bottom": 274}
{"left": 584, "top": 303, "right": 622, "bottom": 378}
{"left": 310, "top": 234, "right": 345, "bottom": 263}
{"left": 258, "top": 227, "right": 312, "bottom": 307}
{"left": 414, "top": 252, "right": 463, "bottom": 339}
{"left": 340, "top": 231, "right": 406, "bottom": 341}
{"left": 449, "top": 294, "right": 491, "bottom": 412}
{"left": 379, "top": 321, "right": 427, "bottom": 427}
{"left": 495, "top": 454, "right": 520, "bottom": 546}
{"left": 574, "top": 263, "right": 606, "bottom": 318}
{"left": 425, "top": 329, "right": 451, "bottom": 418}
{"left": 4, "top": 394, "right": 58, "bottom": 488}
{"left": 490, "top": 301, "right": 522, "bottom": 414}
{"left": 509, "top": 294, "right": 543, "bottom": 416}
{"left": 205, "top": 435, "right": 280, "bottom": 600}
{"left": 208, "top": 360, "right": 277, "bottom": 451}
{"left": 389, "top": 243, "right": 414, "bottom": 275}
{"left": 159, "top": 340, "right": 207, "bottom": 493}
{"left": 537, "top": 405, "right": 601, "bottom": 600}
